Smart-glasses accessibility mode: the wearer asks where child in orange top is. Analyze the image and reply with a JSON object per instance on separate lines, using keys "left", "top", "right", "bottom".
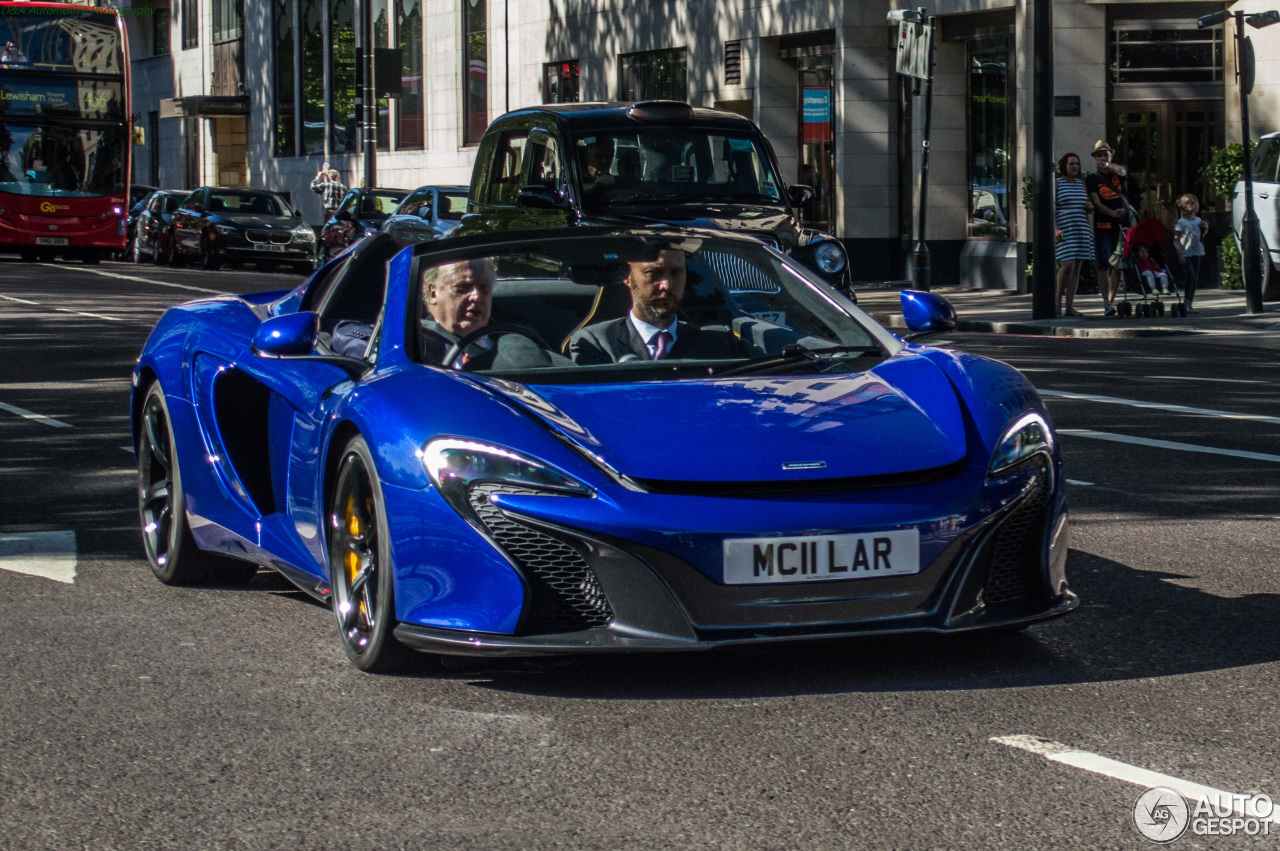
{"left": 1133, "top": 244, "right": 1170, "bottom": 295}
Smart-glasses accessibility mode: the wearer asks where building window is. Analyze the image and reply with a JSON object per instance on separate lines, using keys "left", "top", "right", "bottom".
{"left": 181, "top": 0, "right": 198, "bottom": 49}
{"left": 300, "top": 0, "right": 324, "bottom": 155}
{"left": 153, "top": 8, "right": 171, "bottom": 56}
{"left": 212, "top": 0, "right": 242, "bottom": 43}
{"left": 967, "top": 37, "right": 1014, "bottom": 239}
{"left": 543, "top": 60, "right": 579, "bottom": 104}
{"left": 724, "top": 40, "right": 741, "bottom": 86}
{"left": 1111, "top": 20, "right": 1224, "bottom": 84}
{"left": 798, "top": 56, "right": 834, "bottom": 232}
{"left": 464, "top": 0, "right": 487, "bottom": 145}
{"left": 332, "top": 0, "right": 357, "bottom": 153}
{"left": 273, "top": 0, "right": 296, "bottom": 156}
{"left": 148, "top": 111, "right": 160, "bottom": 184}
{"left": 618, "top": 48, "right": 686, "bottom": 101}
{"left": 398, "top": 0, "right": 423, "bottom": 148}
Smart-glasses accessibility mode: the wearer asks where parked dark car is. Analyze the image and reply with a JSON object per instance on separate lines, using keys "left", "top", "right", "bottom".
{"left": 166, "top": 187, "right": 317, "bottom": 273}
{"left": 317, "top": 187, "right": 410, "bottom": 261}
{"left": 132, "top": 190, "right": 187, "bottom": 264}
{"left": 118, "top": 184, "right": 159, "bottom": 259}
{"left": 379, "top": 185, "right": 469, "bottom": 243}
{"left": 455, "top": 101, "right": 850, "bottom": 293}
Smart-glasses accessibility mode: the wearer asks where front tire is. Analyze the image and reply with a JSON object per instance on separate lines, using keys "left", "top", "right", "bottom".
{"left": 327, "top": 436, "right": 412, "bottom": 672}
{"left": 137, "top": 384, "right": 257, "bottom": 586}
{"left": 200, "top": 234, "right": 221, "bottom": 271}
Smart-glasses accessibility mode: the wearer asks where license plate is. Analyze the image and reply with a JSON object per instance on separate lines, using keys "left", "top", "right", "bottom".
{"left": 253, "top": 243, "right": 286, "bottom": 252}
{"left": 723, "top": 529, "right": 920, "bottom": 585}
{"left": 35, "top": 237, "right": 69, "bottom": 246}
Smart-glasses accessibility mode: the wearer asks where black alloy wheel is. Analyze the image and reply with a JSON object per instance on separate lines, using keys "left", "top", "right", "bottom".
{"left": 137, "top": 384, "right": 258, "bottom": 586}
{"left": 162, "top": 229, "right": 182, "bottom": 266}
{"left": 327, "top": 436, "right": 413, "bottom": 672}
{"left": 153, "top": 233, "right": 169, "bottom": 266}
{"left": 200, "top": 233, "right": 221, "bottom": 271}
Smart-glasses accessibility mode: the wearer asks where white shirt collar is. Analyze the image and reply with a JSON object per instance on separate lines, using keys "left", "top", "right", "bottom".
{"left": 629, "top": 311, "right": 677, "bottom": 346}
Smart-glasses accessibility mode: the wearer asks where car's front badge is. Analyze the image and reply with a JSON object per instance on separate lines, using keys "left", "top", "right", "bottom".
{"left": 782, "top": 461, "right": 826, "bottom": 470}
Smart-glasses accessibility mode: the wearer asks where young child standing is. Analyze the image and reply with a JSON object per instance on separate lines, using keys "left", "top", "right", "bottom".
{"left": 1133, "top": 244, "right": 1171, "bottom": 295}
{"left": 1175, "top": 194, "right": 1209, "bottom": 313}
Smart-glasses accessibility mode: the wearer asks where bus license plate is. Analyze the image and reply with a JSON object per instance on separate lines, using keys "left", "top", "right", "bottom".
{"left": 35, "top": 237, "right": 69, "bottom": 246}
{"left": 723, "top": 529, "right": 920, "bottom": 585}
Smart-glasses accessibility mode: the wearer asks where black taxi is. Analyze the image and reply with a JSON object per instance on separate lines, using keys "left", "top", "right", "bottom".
{"left": 455, "top": 101, "right": 851, "bottom": 294}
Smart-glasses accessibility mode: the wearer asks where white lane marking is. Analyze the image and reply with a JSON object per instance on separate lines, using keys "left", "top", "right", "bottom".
{"left": 992, "top": 735, "right": 1280, "bottom": 824}
{"left": 0, "top": 400, "right": 72, "bottom": 428}
{"left": 1065, "top": 478, "right": 1093, "bottom": 486}
{"left": 43, "top": 264, "right": 230, "bottom": 294}
{"left": 0, "top": 294, "right": 40, "bottom": 305}
{"left": 1017, "top": 368, "right": 1056, "bottom": 372}
{"left": 1060, "top": 429, "right": 1280, "bottom": 463}
{"left": 1041, "top": 389, "right": 1280, "bottom": 426}
{"left": 53, "top": 306, "right": 123, "bottom": 322}
{"left": 1146, "top": 375, "right": 1265, "bottom": 384}
{"left": 0, "top": 531, "right": 77, "bottom": 584}
{"left": 120, "top": 445, "right": 133, "bottom": 453}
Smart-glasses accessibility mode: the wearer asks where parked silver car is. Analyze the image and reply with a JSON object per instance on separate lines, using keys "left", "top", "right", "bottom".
{"left": 379, "top": 185, "right": 469, "bottom": 242}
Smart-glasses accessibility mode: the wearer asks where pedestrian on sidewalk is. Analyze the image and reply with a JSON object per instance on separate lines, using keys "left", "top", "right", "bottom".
{"left": 1174, "top": 193, "right": 1208, "bottom": 314}
{"left": 1055, "top": 152, "right": 1094, "bottom": 318}
{"left": 1086, "top": 140, "right": 1130, "bottom": 316}
{"left": 310, "top": 164, "right": 347, "bottom": 219}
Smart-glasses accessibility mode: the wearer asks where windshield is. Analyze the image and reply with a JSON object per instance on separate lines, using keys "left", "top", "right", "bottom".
{"left": 0, "top": 122, "right": 125, "bottom": 197}
{"left": 407, "top": 234, "right": 882, "bottom": 384}
{"left": 208, "top": 191, "right": 290, "bottom": 217}
{"left": 360, "top": 191, "right": 405, "bottom": 218}
{"left": 0, "top": 10, "right": 124, "bottom": 75}
{"left": 439, "top": 191, "right": 467, "bottom": 220}
{"left": 573, "top": 129, "right": 784, "bottom": 213}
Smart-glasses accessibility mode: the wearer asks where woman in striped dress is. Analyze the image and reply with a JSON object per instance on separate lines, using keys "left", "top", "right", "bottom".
{"left": 1054, "top": 152, "right": 1094, "bottom": 317}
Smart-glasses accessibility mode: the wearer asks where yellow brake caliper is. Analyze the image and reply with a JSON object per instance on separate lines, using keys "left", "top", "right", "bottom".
{"left": 344, "top": 493, "right": 367, "bottom": 622}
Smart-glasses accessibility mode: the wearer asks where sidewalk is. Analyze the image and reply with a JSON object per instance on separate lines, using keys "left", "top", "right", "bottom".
{"left": 855, "top": 284, "right": 1280, "bottom": 346}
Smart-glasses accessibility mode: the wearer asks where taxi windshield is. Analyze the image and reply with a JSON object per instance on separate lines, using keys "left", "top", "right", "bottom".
{"left": 572, "top": 129, "right": 784, "bottom": 213}
{"left": 405, "top": 234, "right": 884, "bottom": 384}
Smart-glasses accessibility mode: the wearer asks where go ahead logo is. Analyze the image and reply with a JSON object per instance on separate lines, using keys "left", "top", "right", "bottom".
{"left": 1133, "top": 787, "right": 1274, "bottom": 842}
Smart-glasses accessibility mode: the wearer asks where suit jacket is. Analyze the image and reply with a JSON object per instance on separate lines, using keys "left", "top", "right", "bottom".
{"left": 568, "top": 316, "right": 740, "bottom": 366}
{"left": 421, "top": 319, "right": 554, "bottom": 371}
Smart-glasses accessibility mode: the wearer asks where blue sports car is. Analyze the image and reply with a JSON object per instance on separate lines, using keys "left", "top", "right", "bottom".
{"left": 133, "top": 228, "right": 1075, "bottom": 672}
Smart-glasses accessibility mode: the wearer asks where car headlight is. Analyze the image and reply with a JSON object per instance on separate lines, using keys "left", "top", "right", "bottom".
{"left": 814, "top": 240, "right": 847, "bottom": 274}
{"left": 292, "top": 225, "right": 315, "bottom": 241}
{"left": 988, "top": 412, "right": 1054, "bottom": 476}
{"left": 421, "top": 438, "right": 593, "bottom": 517}
{"left": 213, "top": 224, "right": 239, "bottom": 236}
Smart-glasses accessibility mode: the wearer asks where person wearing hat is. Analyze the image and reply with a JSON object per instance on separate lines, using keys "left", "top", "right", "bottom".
{"left": 1086, "top": 140, "right": 1129, "bottom": 316}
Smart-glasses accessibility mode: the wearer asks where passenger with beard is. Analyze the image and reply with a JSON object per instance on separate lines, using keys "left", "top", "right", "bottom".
{"left": 568, "top": 248, "right": 742, "bottom": 365}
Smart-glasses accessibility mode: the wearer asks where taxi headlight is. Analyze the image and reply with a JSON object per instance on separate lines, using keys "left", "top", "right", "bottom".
{"left": 814, "top": 240, "right": 847, "bottom": 274}
{"left": 988, "top": 412, "right": 1054, "bottom": 476}
{"left": 421, "top": 438, "right": 593, "bottom": 517}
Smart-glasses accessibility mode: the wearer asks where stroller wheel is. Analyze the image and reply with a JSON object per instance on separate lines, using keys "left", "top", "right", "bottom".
{"left": 1118, "top": 302, "right": 1131, "bottom": 318}
{"left": 1155, "top": 302, "right": 1165, "bottom": 317}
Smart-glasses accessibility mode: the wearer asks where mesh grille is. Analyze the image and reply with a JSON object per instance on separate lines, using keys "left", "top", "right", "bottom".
{"left": 247, "top": 229, "right": 292, "bottom": 244}
{"left": 468, "top": 484, "right": 613, "bottom": 633}
{"left": 983, "top": 456, "right": 1050, "bottom": 605}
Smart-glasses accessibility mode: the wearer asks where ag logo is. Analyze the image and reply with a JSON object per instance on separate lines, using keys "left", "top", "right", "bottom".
{"left": 1134, "top": 787, "right": 1189, "bottom": 843}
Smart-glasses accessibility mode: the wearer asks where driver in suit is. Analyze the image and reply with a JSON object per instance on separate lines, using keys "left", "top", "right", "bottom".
{"left": 568, "top": 248, "right": 741, "bottom": 365}
{"left": 420, "top": 258, "right": 552, "bottom": 370}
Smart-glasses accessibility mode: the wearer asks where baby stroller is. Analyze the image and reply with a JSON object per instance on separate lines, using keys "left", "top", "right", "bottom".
{"left": 1114, "top": 218, "right": 1188, "bottom": 318}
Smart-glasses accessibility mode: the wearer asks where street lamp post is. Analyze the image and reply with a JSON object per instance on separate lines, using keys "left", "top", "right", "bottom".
{"left": 1199, "top": 9, "right": 1279, "bottom": 315}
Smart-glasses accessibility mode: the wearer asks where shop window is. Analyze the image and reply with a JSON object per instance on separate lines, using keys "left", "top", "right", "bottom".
{"left": 544, "top": 60, "right": 579, "bottom": 104}
{"left": 1111, "top": 21, "right": 1224, "bottom": 84}
{"left": 619, "top": 48, "right": 687, "bottom": 102}
{"left": 464, "top": 0, "right": 488, "bottom": 145}
{"left": 967, "top": 37, "right": 1014, "bottom": 239}
{"left": 798, "top": 57, "right": 834, "bottom": 232}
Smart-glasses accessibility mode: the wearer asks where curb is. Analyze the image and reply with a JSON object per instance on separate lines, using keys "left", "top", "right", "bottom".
{"left": 872, "top": 314, "right": 1193, "bottom": 339}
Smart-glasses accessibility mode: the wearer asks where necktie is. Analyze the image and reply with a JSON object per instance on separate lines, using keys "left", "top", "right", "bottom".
{"left": 653, "top": 330, "right": 673, "bottom": 360}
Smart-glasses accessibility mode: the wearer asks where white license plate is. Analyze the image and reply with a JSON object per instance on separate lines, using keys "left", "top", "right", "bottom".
{"left": 253, "top": 243, "right": 286, "bottom": 252}
{"left": 35, "top": 237, "right": 69, "bottom": 246}
{"left": 723, "top": 529, "right": 920, "bottom": 585}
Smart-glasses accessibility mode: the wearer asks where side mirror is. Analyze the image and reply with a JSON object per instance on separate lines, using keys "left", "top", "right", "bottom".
{"left": 787, "top": 185, "right": 815, "bottom": 208}
{"left": 293, "top": 208, "right": 302, "bottom": 219}
{"left": 252, "top": 312, "right": 318, "bottom": 356}
{"left": 335, "top": 210, "right": 354, "bottom": 223}
{"left": 900, "top": 290, "right": 957, "bottom": 340}
{"left": 516, "top": 185, "right": 571, "bottom": 210}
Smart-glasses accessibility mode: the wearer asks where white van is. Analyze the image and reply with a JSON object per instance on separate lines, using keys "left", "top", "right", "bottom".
{"left": 1232, "top": 131, "right": 1280, "bottom": 297}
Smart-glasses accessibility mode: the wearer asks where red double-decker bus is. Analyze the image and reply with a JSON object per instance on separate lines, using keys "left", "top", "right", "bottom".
{"left": 0, "top": 1, "right": 129, "bottom": 263}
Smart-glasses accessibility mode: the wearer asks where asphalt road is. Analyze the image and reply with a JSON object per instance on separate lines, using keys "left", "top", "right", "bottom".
{"left": 2, "top": 257, "right": 1279, "bottom": 849}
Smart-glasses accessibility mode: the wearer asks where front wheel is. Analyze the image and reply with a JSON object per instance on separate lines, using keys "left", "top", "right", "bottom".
{"left": 327, "top": 436, "right": 413, "bottom": 672}
{"left": 137, "top": 384, "right": 257, "bottom": 586}
{"left": 200, "top": 234, "right": 221, "bottom": 271}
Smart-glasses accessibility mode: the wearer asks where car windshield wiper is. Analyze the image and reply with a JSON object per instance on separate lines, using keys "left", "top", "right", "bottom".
{"left": 709, "top": 344, "right": 883, "bottom": 377}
